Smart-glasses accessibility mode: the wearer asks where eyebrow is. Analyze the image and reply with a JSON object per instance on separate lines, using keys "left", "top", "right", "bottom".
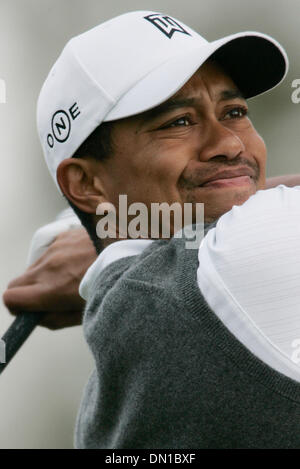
{"left": 139, "top": 97, "right": 198, "bottom": 124}
{"left": 220, "top": 89, "right": 245, "bottom": 101}
{"left": 138, "top": 88, "right": 246, "bottom": 125}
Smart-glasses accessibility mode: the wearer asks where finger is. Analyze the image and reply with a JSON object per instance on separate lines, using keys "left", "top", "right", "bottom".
{"left": 2, "top": 285, "right": 46, "bottom": 313}
{"left": 38, "top": 310, "right": 83, "bottom": 330}
{"left": 5, "top": 250, "right": 56, "bottom": 288}
{"left": 6, "top": 269, "right": 39, "bottom": 289}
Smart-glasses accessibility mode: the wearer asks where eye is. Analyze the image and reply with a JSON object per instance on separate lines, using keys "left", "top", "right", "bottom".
{"left": 223, "top": 106, "right": 249, "bottom": 120}
{"left": 161, "top": 116, "right": 192, "bottom": 129}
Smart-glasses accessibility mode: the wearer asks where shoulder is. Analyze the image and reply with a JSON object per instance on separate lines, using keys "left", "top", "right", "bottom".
{"left": 104, "top": 223, "right": 215, "bottom": 293}
{"left": 199, "top": 185, "right": 300, "bottom": 302}
{"left": 212, "top": 185, "right": 300, "bottom": 240}
{"left": 88, "top": 236, "right": 194, "bottom": 305}
{"left": 83, "top": 226, "right": 210, "bottom": 329}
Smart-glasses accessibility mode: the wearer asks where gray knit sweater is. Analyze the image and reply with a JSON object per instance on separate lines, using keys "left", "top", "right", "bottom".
{"left": 75, "top": 229, "right": 300, "bottom": 449}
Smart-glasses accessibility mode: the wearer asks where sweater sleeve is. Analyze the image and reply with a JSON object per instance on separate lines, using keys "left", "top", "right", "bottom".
{"left": 75, "top": 261, "right": 211, "bottom": 449}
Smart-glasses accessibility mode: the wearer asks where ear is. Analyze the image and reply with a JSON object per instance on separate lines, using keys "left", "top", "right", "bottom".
{"left": 57, "top": 158, "right": 107, "bottom": 213}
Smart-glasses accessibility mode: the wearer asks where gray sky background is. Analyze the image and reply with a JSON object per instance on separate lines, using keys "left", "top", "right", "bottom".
{"left": 0, "top": 0, "right": 299, "bottom": 448}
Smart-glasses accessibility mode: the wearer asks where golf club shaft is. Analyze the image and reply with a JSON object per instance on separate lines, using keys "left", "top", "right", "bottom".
{"left": 0, "top": 312, "right": 43, "bottom": 375}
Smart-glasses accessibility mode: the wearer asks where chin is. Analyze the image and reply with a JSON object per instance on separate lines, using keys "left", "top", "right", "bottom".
{"left": 203, "top": 185, "right": 257, "bottom": 222}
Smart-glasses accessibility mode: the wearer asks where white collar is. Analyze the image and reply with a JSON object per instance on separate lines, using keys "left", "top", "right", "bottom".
{"left": 79, "top": 239, "right": 154, "bottom": 301}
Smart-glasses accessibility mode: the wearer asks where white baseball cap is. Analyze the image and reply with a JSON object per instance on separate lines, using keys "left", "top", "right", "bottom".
{"left": 37, "top": 10, "right": 288, "bottom": 191}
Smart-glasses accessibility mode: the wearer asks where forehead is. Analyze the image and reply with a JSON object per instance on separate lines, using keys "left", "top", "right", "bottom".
{"left": 176, "top": 60, "right": 238, "bottom": 98}
{"left": 132, "top": 60, "right": 244, "bottom": 124}
{"left": 112, "top": 60, "right": 245, "bottom": 136}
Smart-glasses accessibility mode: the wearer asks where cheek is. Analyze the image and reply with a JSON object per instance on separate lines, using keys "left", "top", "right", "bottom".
{"left": 142, "top": 140, "right": 191, "bottom": 187}
{"left": 251, "top": 133, "right": 267, "bottom": 177}
{"left": 243, "top": 128, "right": 267, "bottom": 174}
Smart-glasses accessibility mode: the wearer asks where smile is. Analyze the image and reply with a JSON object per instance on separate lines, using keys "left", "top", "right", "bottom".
{"left": 201, "top": 175, "right": 254, "bottom": 188}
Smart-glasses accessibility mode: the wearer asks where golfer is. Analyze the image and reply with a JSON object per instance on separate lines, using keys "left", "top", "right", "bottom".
{"left": 3, "top": 11, "right": 300, "bottom": 448}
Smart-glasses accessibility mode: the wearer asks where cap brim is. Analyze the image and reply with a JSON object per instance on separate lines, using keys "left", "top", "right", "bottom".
{"left": 104, "top": 31, "right": 288, "bottom": 122}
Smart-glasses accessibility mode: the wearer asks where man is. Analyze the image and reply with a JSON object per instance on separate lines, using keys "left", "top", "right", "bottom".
{"left": 3, "top": 11, "right": 299, "bottom": 328}
{"left": 3, "top": 11, "right": 300, "bottom": 448}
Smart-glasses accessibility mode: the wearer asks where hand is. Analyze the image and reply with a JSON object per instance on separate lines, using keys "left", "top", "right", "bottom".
{"left": 2, "top": 228, "right": 97, "bottom": 330}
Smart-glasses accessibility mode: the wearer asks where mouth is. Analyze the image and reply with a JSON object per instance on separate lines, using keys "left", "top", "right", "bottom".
{"left": 201, "top": 175, "right": 254, "bottom": 188}
{"left": 200, "top": 168, "right": 256, "bottom": 189}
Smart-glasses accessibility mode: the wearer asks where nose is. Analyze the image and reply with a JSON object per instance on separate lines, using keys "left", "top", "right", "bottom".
{"left": 199, "top": 120, "right": 245, "bottom": 162}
